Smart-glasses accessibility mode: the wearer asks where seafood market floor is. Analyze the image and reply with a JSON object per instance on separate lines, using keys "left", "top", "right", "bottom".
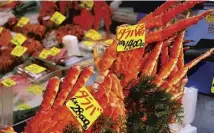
{"left": 192, "top": 93, "right": 214, "bottom": 133}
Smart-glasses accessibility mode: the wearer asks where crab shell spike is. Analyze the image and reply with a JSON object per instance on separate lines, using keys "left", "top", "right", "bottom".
{"left": 139, "top": 1, "right": 177, "bottom": 23}
{"left": 146, "top": 9, "right": 214, "bottom": 44}
{"left": 66, "top": 66, "right": 94, "bottom": 102}
{"left": 40, "top": 77, "right": 60, "bottom": 111}
{"left": 141, "top": 42, "right": 163, "bottom": 76}
{"left": 152, "top": 31, "right": 185, "bottom": 87}
{"left": 144, "top": 1, "right": 203, "bottom": 29}
{"left": 163, "top": 48, "right": 214, "bottom": 91}
{"left": 53, "top": 66, "right": 81, "bottom": 108}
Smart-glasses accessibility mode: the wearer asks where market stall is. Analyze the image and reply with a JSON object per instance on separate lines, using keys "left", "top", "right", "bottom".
{"left": 0, "top": 1, "right": 214, "bottom": 133}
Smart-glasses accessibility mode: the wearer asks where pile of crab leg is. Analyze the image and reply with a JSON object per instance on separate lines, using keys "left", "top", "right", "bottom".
{"left": 94, "top": 1, "right": 214, "bottom": 102}
{"left": 22, "top": 66, "right": 125, "bottom": 133}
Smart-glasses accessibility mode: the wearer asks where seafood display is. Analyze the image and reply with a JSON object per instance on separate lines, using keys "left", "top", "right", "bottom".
{"left": 1, "top": 1, "right": 214, "bottom": 133}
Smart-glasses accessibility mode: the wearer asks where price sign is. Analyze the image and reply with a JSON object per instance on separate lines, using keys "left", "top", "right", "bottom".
{"left": 0, "top": 27, "right": 3, "bottom": 33}
{"left": 206, "top": 13, "right": 214, "bottom": 23}
{"left": 50, "top": 47, "right": 60, "bottom": 56}
{"left": 50, "top": 11, "right": 66, "bottom": 25}
{"left": 82, "top": 41, "right": 95, "bottom": 47}
{"left": 11, "top": 45, "right": 27, "bottom": 57}
{"left": 104, "top": 39, "right": 113, "bottom": 45}
{"left": 1, "top": 78, "right": 16, "bottom": 87}
{"left": 17, "top": 104, "right": 32, "bottom": 110}
{"left": 116, "top": 23, "right": 145, "bottom": 52}
{"left": 11, "top": 33, "right": 26, "bottom": 46}
{"left": 85, "top": 29, "right": 102, "bottom": 41}
{"left": 211, "top": 75, "right": 214, "bottom": 93}
{"left": 27, "top": 85, "right": 43, "bottom": 95}
{"left": 39, "top": 49, "right": 51, "bottom": 59}
{"left": 80, "top": 1, "right": 94, "bottom": 10}
{"left": 25, "top": 64, "right": 46, "bottom": 74}
{"left": 16, "top": 17, "right": 30, "bottom": 27}
{"left": 66, "top": 86, "right": 103, "bottom": 130}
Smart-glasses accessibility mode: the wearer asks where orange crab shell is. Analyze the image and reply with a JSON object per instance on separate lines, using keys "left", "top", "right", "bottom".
{"left": 0, "top": 28, "right": 12, "bottom": 47}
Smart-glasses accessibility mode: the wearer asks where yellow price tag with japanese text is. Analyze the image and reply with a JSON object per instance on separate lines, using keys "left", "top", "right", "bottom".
{"left": 85, "top": 29, "right": 102, "bottom": 41}
{"left": 66, "top": 86, "right": 103, "bottom": 130}
{"left": 11, "top": 33, "right": 26, "bottom": 46}
{"left": 39, "top": 49, "right": 50, "bottom": 59}
{"left": 27, "top": 85, "right": 43, "bottom": 95}
{"left": 211, "top": 75, "right": 214, "bottom": 93}
{"left": 0, "top": 27, "right": 3, "bottom": 33}
{"left": 50, "top": 11, "right": 66, "bottom": 25}
{"left": 25, "top": 64, "right": 46, "bottom": 74}
{"left": 206, "top": 13, "right": 214, "bottom": 23}
{"left": 17, "top": 104, "right": 32, "bottom": 110}
{"left": 116, "top": 23, "right": 145, "bottom": 52}
{"left": 16, "top": 17, "right": 30, "bottom": 27}
{"left": 50, "top": 47, "right": 60, "bottom": 56}
{"left": 82, "top": 41, "right": 95, "bottom": 47}
{"left": 1, "top": 78, "right": 16, "bottom": 87}
{"left": 104, "top": 39, "right": 113, "bottom": 45}
{"left": 80, "top": 1, "right": 94, "bottom": 10}
{"left": 11, "top": 45, "right": 27, "bottom": 57}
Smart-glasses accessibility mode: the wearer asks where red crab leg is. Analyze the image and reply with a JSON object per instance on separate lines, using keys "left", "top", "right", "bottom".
{"left": 141, "top": 42, "right": 163, "bottom": 76}
{"left": 144, "top": 1, "right": 203, "bottom": 29}
{"left": 139, "top": 1, "right": 177, "bottom": 23}
{"left": 151, "top": 61, "right": 158, "bottom": 76}
{"left": 40, "top": 77, "right": 60, "bottom": 111}
{"left": 52, "top": 66, "right": 81, "bottom": 108}
{"left": 161, "top": 46, "right": 169, "bottom": 70}
{"left": 162, "top": 48, "right": 214, "bottom": 92}
{"left": 66, "top": 66, "right": 94, "bottom": 102}
{"left": 140, "top": 51, "right": 151, "bottom": 71}
{"left": 152, "top": 31, "right": 185, "bottom": 87}
{"left": 146, "top": 9, "right": 213, "bottom": 44}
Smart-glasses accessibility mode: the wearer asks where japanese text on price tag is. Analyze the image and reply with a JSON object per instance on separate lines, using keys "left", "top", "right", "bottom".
{"left": 11, "top": 45, "right": 27, "bottom": 57}
{"left": 85, "top": 29, "right": 102, "bottom": 41}
{"left": 25, "top": 64, "right": 46, "bottom": 74}
{"left": 16, "top": 17, "right": 30, "bottom": 27}
{"left": 50, "top": 47, "right": 60, "bottom": 56}
{"left": 39, "top": 49, "right": 50, "bottom": 59}
{"left": 50, "top": 11, "right": 66, "bottom": 25}
{"left": 0, "top": 27, "right": 3, "bottom": 33}
{"left": 1, "top": 78, "right": 16, "bottom": 87}
{"left": 211, "top": 74, "right": 214, "bottom": 93}
{"left": 116, "top": 23, "right": 145, "bottom": 52}
{"left": 66, "top": 86, "right": 103, "bottom": 130}
{"left": 11, "top": 33, "right": 26, "bottom": 46}
{"left": 27, "top": 85, "right": 43, "bottom": 95}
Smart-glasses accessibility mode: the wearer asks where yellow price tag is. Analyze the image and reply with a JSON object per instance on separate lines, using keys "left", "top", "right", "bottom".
{"left": 66, "top": 86, "right": 103, "bottom": 130}
{"left": 17, "top": 104, "right": 32, "bottom": 110}
{"left": 206, "top": 13, "right": 214, "bottom": 23}
{"left": 50, "top": 47, "right": 60, "bottom": 56}
{"left": 39, "top": 49, "right": 50, "bottom": 59}
{"left": 1, "top": 78, "right": 16, "bottom": 87}
{"left": 27, "top": 85, "right": 43, "bottom": 95}
{"left": 82, "top": 41, "right": 95, "bottom": 47}
{"left": 85, "top": 29, "right": 102, "bottom": 41}
{"left": 11, "top": 33, "right": 26, "bottom": 46}
{"left": 50, "top": 11, "right": 66, "bottom": 25}
{"left": 116, "top": 23, "right": 145, "bottom": 52}
{"left": 104, "top": 39, "right": 113, "bottom": 45}
{"left": 211, "top": 75, "right": 214, "bottom": 93}
{"left": 0, "top": 27, "right": 3, "bottom": 33}
{"left": 80, "top": 1, "right": 94, "bottom": 10}
{"left": 16, "top": 17, "right": 30, "bottom": 27}
{"left": 11, "top": 45, "right": 27, "bottom": 57}
{"left": 25, "top": 64, "right": 46, "bottom": 74}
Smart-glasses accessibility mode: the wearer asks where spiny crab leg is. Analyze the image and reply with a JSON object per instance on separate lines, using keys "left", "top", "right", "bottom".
{"left": 139, "top": 1, "right": 177, "bottom": 23}
{"left": 52, "top": 66, "right": 81, "bottom": 108}
{"left": 144, "top": 1, "right": 203, "bottom": 29}
{"left": 66, "top": 66, "right": 94, "bottom": 103}
{"left": 141, "top": 42, "right": 163, "bottom": 76}
{"left": 146, "top": 9, "right": 213, "bottom": 44}
{"left": 152, "top": 31, "right": 185, "bottom": 87}
{"left": 161, "top": 48, "right": 214, "bottom": 92}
